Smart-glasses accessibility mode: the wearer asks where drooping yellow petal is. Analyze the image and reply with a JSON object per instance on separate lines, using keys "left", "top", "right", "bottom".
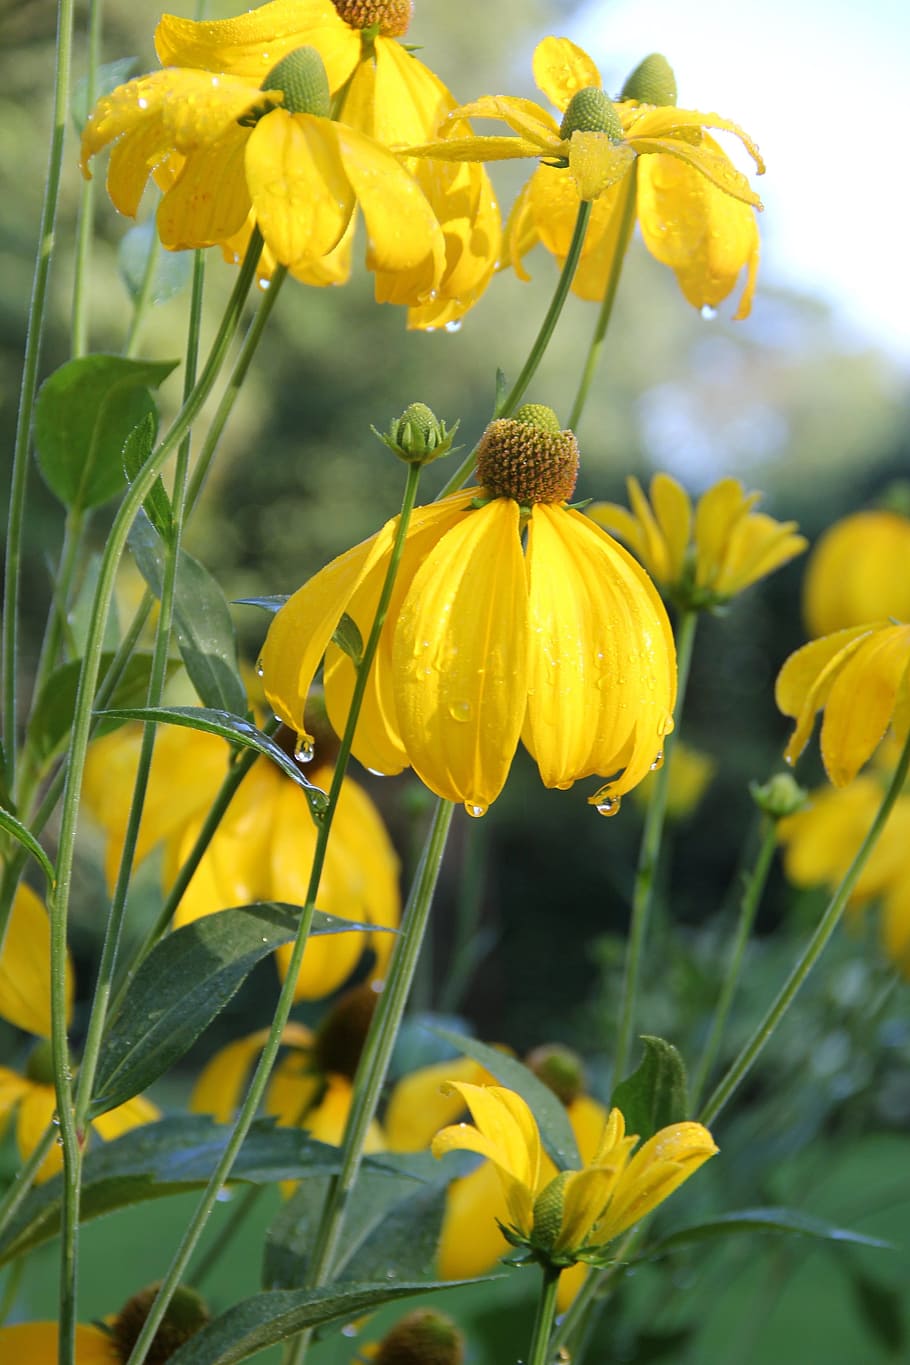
{"left": 693, "top": 479, "right": 756, "bottom": 589}
{"left": 778, "top": 781, "right": 910, "bottom": 902}
{"left": 300, "top": 1073, "right": 384, "bottom": 1152}
{"left": 191, "top": 1023, "right": 311, "bottom": 1121}
{"left": 384, "top": 1056, "right": 489, "bottom": 1153}
{"left": 504, "top": 179, "right": 539, "bottom": 282}
{"left": 393, "top": 499, "right": 529, "bottom": 812}
{"left": 0, "top": 885, "right": 72, "bottom": 1037}
{"left": 626, "top": 476, "right": 674, "bottom": 581}
{"left": 405, "top": 133, "right": 550, "bottom": 163}
{"left": 156, "top": 120, "right": 253, "bottom": 249}
{"left": 360, "top": 34, "right": 452, "bottom": 146}
{"left": 440, "top": 95, "right": 561, "bottom": 149}
{"left": 600, "top": 1120, "right": 718, "bottom": 1241}
{"left": 820, "top": 627, "right": 910, "bottom": 785}
{"left": 431, "top": 1083, "right": 542, "bottom": 1233}
{"left": 16, "top": 1083, "right": 62, "bottom": 1182}
{"left": 328, "top": 771, "right": 400, "bottom": 982}
{"left": 552, "top": 1165, "right": 620, "bottom": 1253}
{"left": 264, "top": 1049, "right": 324, "bottom": 1128}
{"left": 882, "top": 876, "right": 910, "bottom": 975}
{"left": 776, "top": 627, "right": 878, "bottom": 768}
{"left": 803, "top": 510, "right": 910, "bottom": 638}
{"left": 625, "top": 105, "right": 765, "bottom": 177}
{"left": 0, "top": 1322, "right": 118, "bottom": 1363}
{"left": 715, "top": 512, "right": 806, "bottom": 597}
{"left": 436, "top": 1157, "right": 511, "bottom": 1278}
{"left": 532, "top": 36, "right": 602, "bottom": 113}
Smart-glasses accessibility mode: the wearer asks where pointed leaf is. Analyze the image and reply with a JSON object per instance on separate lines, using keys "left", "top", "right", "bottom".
{"left": 35, "top": 354, "right": 177, "bottom": 510}
{"left": 122, "top": 412, "right": 173, "bottom": 539}
{"left": 432, "top": 1027, "right": 579, "bottom": 1170}
{"left": 119, "top": 218, "right": 192, "bottom": 306}
{"left": 610, "top": 1035, "right": 688, "bottom": 1140}
{"left": 644, "top": 1207, "right": 896, "bottom": 1261}
{"left": 72, "top": 57, "right": 138, "bottom": 132}
{"left": 0, "top": 807, "right": 54, "bottom": 887}
{"left": 234, "top": 596, "right": 289, "bottom": 614}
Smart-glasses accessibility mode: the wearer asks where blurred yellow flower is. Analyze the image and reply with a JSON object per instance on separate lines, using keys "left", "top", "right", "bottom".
{"left": 0, "top": 885, "right": 158, "bottom": 1183}
{"left": 632, "top": 741, "right": 715, "bottom": 820}
{"left": 589, "top": 473, "right": 807, "bottom": 609}
{"left": 803, "top": 508, "right": 910, "bottom": 637}
{"left": 261, "top": 409, "right": 676, "bottom": 815}
{"left": 152, "top": 0, "right": 501, "bottom": 328}
{"left": 406, "top": 37, "right": 763, "bottom": 317}
{"left": 431, "top": 1083, "right": 717, "bottom": 1268}
{"left": 776, "top": 623, "right": 910, "bottom": 786}
{"left": 0, "top": 1323, "right": 117, "bottom": 1362}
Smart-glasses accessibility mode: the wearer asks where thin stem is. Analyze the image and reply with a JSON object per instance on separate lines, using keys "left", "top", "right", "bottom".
{"left": 0, "top": 1126, "right": 56, "bottom": 1239}
{"left": 0, "top": 1256, "right": 25, "bottom": 1328}
{"left": 2, "top": 0, "right": 76, "bottom": 796}
{"left": 548, "top": 1226, "right": 643, "bottom": 1362}
{"left": 71, "top": 0, "right": 103, "bottom": 358}
{"left": 568, "top": 167, "right": 638, "bottom": 431}
{"left": 689, "top": 815, "right": 778, "bottom": 1110}
{"left": 613, "top": 608, "right": 698, "bottom": 1083}
{"left": 189, "top": 1185, "right": 264, "bottom": 1287}
{"left": 437, "top": 199, "right": 592, "bottom": 499}
{"left": 699, "top": 726, "right": 910, "bottom": 1125}
{"left": 124, "top": 227, "right": 163, "bottom": 359}
{"left": 124, "top": 462, "right": 425, "bottom": 1365}
{"left": 527, "top": 1266, "right": 561, "bottom": 1365}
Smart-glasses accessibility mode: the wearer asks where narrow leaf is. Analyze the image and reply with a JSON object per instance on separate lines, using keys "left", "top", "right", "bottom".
{"left": 331, "top": 613, "right": 363, "bottom": 667}
{"left": 122, "top": 413, "right": 173, "bottom": 539}
{"left": 71, "top": 56, "right": 138, "bottom": 132}
{"left": 234, "top": 596, "right": 289, "bottom": 614}
{"left": 610, "top": 1035, "right": 688, "bottom": 1140}
{"left": 119, "top": 218, "right": 192, "bottom": 305}
{"left": 644, "top": 1207, "right": 896, "bottom": 1261}
{"left": 0, "top": 808, "right": 54, "bottom": 887}
{"left": 432, "top": 1027, "right": 579, "bottom": 1170}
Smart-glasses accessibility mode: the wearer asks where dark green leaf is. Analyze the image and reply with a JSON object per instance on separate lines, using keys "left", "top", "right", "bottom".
{"left": 644, "top": 1207, "right": 896, "bottom": 1261}
{"left": 91, "top": 904, "right": 388, "bottom": 1115}
{"left": 432, "top": 1028, "right": 579, "bottom": 1170}
{"left": 849, "top": 1270, "right": 905, "bottom": 1353}
{"left": 35, "top": 355, "right": 177, "bottom": 510}
{"left": 119, "top": 219, "right": 193, "bottom": 305}
{"left": 0, "top": 1117, "right": 408, "bottom": 1267}
{"left": 234, "top": 596, "right": 289, "bottom": 614}
{"left": 0, "top": 808, "right": 54, "bottom": 887}
{"left": 71, "top": 57, "right": 138, "bottom": 132}
{"left": 610, "top": 1036, "right": 688, "bottom": 1140}
{"left": 96, "top": 707, "right": 329, "bottom": 821}
{"left": 331, "top": 613, "right": 363, "bottom": 666}
{"left": 129, "top": 512, "right": 247, "bottom": 715}
{"left": 168, "top": 1279, "right": 488, "bottom": 1364}
{"left": 122, "top": 413, "right": 173, "bottom": 538}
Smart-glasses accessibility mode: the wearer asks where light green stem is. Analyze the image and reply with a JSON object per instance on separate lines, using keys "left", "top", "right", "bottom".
{"left": 548, "top": 1225, "right": 643, "bottom": 1362}
{"left": 0, "top": 1126, "right": 56, "bottom": 1242}
{"left": 613, "top": 608, "right": 698, "bottom": 1084}
{"left": 568, "top": 167, "right": 638, "bottom": 431}
{"left": 71, "top": 0, "right": 103, "bottom": 357}
{"left": 437, "top": 199, "right": 592, "bottom": 499}
{"left": 699, "top": 726, "right": 910, "bottom": 1125}
{"left": 689, "top": 815, "right": 778, "bottom": 1110}
{"left": 528, "top": 1266, "right": 562, "bottom": 1365}
{"left": 123, "top": 463, "right": 424, "bottom": 1365}
{"left": 124, "top": 227, "right": 163, "bottom": 359}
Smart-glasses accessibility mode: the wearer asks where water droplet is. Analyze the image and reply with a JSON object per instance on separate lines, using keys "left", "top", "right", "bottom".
{"left": 465, "top": 803, "right": 487, "bottom": 819}
{"left": 784, "top": 752, "right": 794, "bottom": 766}
{"left": 341, "top": 1323, "right": 359, "bottom": 1338}
{"left": 385, "top": 1267, "right": 398, "bottom": 1279}
{"left": 595, "top": 796, "right": 621, "bottom": 817}
{"left": 448, "top": 699, "right": 472, "bottom": 722}
{"left": 366, "top": 767, "right": 386, "bottom": 778}
{"left": 261, "top": 936, "right": 269, "bottom": 943}
{"left": 255, "top": 658, "right": 264, "bottom": 677}
{"left": 55, "top": 1134, "right": 64, "bottom": 1146}
{"left": 649, "top": 751, "right": 664, "bottom": 771}
{"left": 657, "top": 712, "right": 675, "bottom": 738}
{"left": 700, "top": 304, "right": 717, "bottom": 320}
{"left": 294, "top": 735, "right": 314, "bottom": 763}
{"left": 51, "top": 1114, "right": 61, "bottom": 1126}
{"left": 137, "top": 96, "right": 149, "bottom": 110}
{"left": 444, "top": 319, "right": 462, "bottom": 334}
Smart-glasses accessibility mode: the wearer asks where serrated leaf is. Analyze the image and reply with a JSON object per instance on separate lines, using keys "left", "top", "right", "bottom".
{"left": 35, "top": 355, "right": 177, "bottom": 510}
{"left": 234, "top": 596, "right": 289, "bottom": 614}
{"left": 95, "top": 706, "right": 329, "bottom": 821}
{"left": 119, "top": 218, "right": 192, "bottom": 305}
{"left": 91, "top": 904, "right": 388, "bottom": 1115}
{"left": 129, "top": 512, "right": 247, "bottom": 715}
{"left": 122, "top": 412, "right": 173, "bottom": 538}
{"left": 644, "top": 1207, "right": 896, "bottom": 1261}
{"left": 71, "top": 56, "right": 138, "bottom": 133}
{"left": 610, "top": 1036, "right": 688, "bottom": 1140}
{"left": 432, "top": 1028, "right": 579, "bottom": 1171}
{"left": 331, "top": 613, "right": 363, "bottom": 667}
{"left": 0, "top": 807, "right": 54, "bottom": 887}
{"left": 0, "top": 1117, "right": 408, "bottom": 1267}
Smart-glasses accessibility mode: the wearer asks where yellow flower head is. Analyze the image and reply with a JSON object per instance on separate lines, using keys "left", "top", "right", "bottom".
{"left": 431, "top": 1083, "right": 717, "bottom": 1269}
{"left": 406, "top": 36, "right": 764, "bottom": 317}
{"left": 147, "top": 0, "right": 501, "bottom": 328}
{"left": 802, "top": 508, "right": 910, "bottom": 638}
{"left": 589, "top": 472, "right": 807, "bottom": 610}
{"left": 0, "top": 1323, "right": 118, "bottom": 1363}
{"left": 261, "top": 406, "right": 676, "bottom": 816}
{"left": 776, "top": 622, "right": 910, "bottom": 786}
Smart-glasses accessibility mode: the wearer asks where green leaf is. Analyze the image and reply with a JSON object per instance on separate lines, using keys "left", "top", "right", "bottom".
{"left": 0, "top": 807, "right": 54, "bottom": 887}
{"left": 644, "top": 1207, "right": 896, "bottom": 1261}
{"left": 122, "top": 413, "right": 173, "bottom": 539}
{"left": 35, "top": 355, "right": 177, "bottom": 511}
{"left": 234, "top": 596, "right": 289, "bottom": 614}
{"left": 91, "top": 904, "right": 388, "bottom": 1116}
{"left": 71, "top": 56, "right": 138, "bottom": 132}
{"left": 129, "top": 512, "right": 247, "bottom": 716}
{"left": 96, "top": 707, "right": 329, "bottom": 821}
{"left": 119, "top": 219, "right": 193, "bottom": 306}
{"left": 610, "top": 1035, "right": 688, "bottom": 1140}
{"left": 432, "top": 1028, "right": 579, "bottom": 1171}
{"left": 26, "top": 652, "right": 178, "bottom": 768}
{"left": 0, "top": 1117, "right": 406, "bottom": 1267}
{"left": 849, "top": 1270, "right": 906, "bottom": 1354}
{"left": 168, "top": 1279, "right": 486, "bottom": 1364}
{"left": 331, "top": 613, "right": 363, "bottom": 667}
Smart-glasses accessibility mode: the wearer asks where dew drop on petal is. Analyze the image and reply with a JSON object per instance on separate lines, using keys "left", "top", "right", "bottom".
{"left": 255, "top": 658, "right": 265, "bottom": 677}
{"left": 448, "top": 699, "right": 472, "bottom": 722}
{"left": 444, "top": 319, "right": 462, "bottom": 334}
{"left": 366, "top": 767, "right": 387, "bottom": 778}
{"left": 700, "top": 304, "right": 717, "bottom": 320}
{"left": 657, "top": 712, "right": 675, "bottom": 737}
{"left": 294, "top": 735, "right": 314, "bottom": 763}
{"left": 595, "top": 796, "right": 621, "bottom": 817}
{"left": 465, "top": 803, "right": 487, "bottom": 818}
{"left": 650, "top": 751, "right": 664, "bottom": 771}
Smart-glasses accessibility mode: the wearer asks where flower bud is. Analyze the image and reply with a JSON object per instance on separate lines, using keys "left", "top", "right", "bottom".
{"left": 112, "top": 1283, "right": 209, "bottom": 1364}
{"left": 526, "top": 1043, "right": 585, "bottom": 1106}
{"left": 373, "top": 1308, "right": 464, "bottom": 1365}
{"left": 374, "top": 402, "right": 459, "bottom": 465}
{"left": 560, "top": 87, "right": 623, "bottom": 141}
{"left": 620, "top": 53, "right": 678, "bottom": 107}
{"left": 530, "top": 1170, "right": 572, "bottom": 1253}
{"left": 261, "top": 47, "right": 330, "bottom": 117}
{"left": 750, "top": 772, "right": 810, "bottom": 820}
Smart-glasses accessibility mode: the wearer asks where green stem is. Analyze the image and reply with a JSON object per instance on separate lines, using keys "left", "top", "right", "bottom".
{"left": 437, "top": 199, "right": 592, "bottom": 499}
{"left": 189, "top": 1185, "right": 264, "bottom": 1287}
{"left": 613, "top": 608, "right": 698, "bottom": 1083}
{"left": 548, "top": 1225, "right": 643, "bottom": 1362}
{"left": 528, "top": 1266, "right": 562, "bottom": 1365}
{"left": 0, "top": 1126, "right": 56, "bottom": 1241}
{"left": 123, "top": 462, "right": 425, "bottom": 1365}
{"left": 568, "top": 167, "right": 638, "bottom": 431}
{"left": 2, "top": 0, "right": 76, "bottom": 796}
{"left": 124, "top": 225, "right": 163, "bottom": 359}
{"left": 699, "top": 726, "right": 910, "bottom": 1125}
{"left": 71, "top": 0, "right": 103, "bottom": 358}
{"left": 689, "top": 815, "right": 778, "bottom": 1110}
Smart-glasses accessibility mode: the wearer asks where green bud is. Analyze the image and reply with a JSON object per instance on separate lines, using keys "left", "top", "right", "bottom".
{"left": 526, "top": 1043, "right": 585, "bottom": 1106}
{"left": 373, "top": 402, "right": 459, "bottom": 465}
{"left": 261, "top": 46, "right": 330, "bottom": 117}
{"left": 560, "top": 87, "right": 622, "bottom": 142}
{"left": 750, "top": 773, "right": 810, "bottom": 820}
{"left": 513, "top": 403, "right": 563, "bottom": 436}
{"left": 531, "top": 1170, "right": 572, "bottom": 1253}
{"left": 620, "top": 53, "right": 678, "bottom": 107}
{"left": 878, "top": 480, "right": 910, "bottom": 518}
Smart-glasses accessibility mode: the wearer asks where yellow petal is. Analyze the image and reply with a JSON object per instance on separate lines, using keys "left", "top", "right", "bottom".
{"left": 820, "top": 626, "right": 910, "bottom": 785}
{"left": 431, "top": 1083, "right": 541, "bottom": 1233}
{"left": 803, "top": 510, "right": 910, "bottom": 638}
{"left": 329, "top": 772, "right": 401, "bottom": 982}
{"left": 384, "top": 1056, "right": 489, "bottom": 1152}
{"left": 0, "top": 1323, "right": 118, "bottom": 1363}
{"left": 302, "top": 1073, "right": 384, "bottom": 1152}
{"left": 289, "top": 213, "right": 356, "bottom": 287}
{"left": 407, "top": 158, "right": 501, "bottom": 330}
{"left": 626, "top": 475, "right": 673, "bottom": 581}
{"left": 191, "top": 1023, "right": 311, "bottom": 1121}
{"left": 693, "top": 479, "right": 755, "bottom": 589}
{"left": 715, "top": 513, "right": 806, "bottom": 597}
{"left": 626, "top": 105, "right": 765, "bottom": 176}
{"left": 441, "top": 95, "right": 561, "bottom": 148}
{"left": 568, "top": 131, "right": 635, "bottom": 202}
{"left": 365, "top": 36, "right": 453, "bottom": 145}
{"left": 504, "top": 178, "right": 539, "bottom": 282}
{"left": 157, "top": 121, "right": 252, "bottom": 249}
{"left": 532, "top": 36, "right": 602, "bottom": 113}
{"left": 0, "top": 884, "right": 73, "bottom": 1037}
{"left": 17, "top": 1084, "right": 62, "bottom": 1182}
{"left": 393, "top": 499, "right": 528, "bottom": 812}
{"left": 649, "top": 473, "right": 692, "bottom": 582}
{"left": 568, "top": 1094, "right": 611, "bottom": 1163}
{"left": 776, "top": 627, "right": 875, "bottom": 721}
{"left": 553, "top": 1165, "right": 620, "bottom": 1252}
{"left": 882, "top": 876, "right": 910, "bottom": 975}
{"left": 92, "top": 1093, "right": 159, "bottom": 1141}
{"left": 405, "top": 133, "right": 549, "bottom": 163}
{"left": 586, "top": 501, "right": 649, "bottom": 564}
{"left": 264, "top": 1050, "right": 324, "bottom": 1127}
{"left": 437, "top": 1158, "right": 511, "bottom": 1278}
{"left": 602, "top": 1120, "right": 718, "bottom": 1240}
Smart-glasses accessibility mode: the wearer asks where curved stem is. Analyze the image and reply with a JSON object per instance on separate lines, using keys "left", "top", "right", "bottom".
{"left": 699, "top": 726, "right": 910, "bottom": 1125}
{"left": 613, "top": 608, "right": 698, "bottom": 1083}
{"left": 437, "top": 199, "right": 592, "bottom": 499}
{"left": 689, "top": 815, "right": 778, "bottom": 1110}
{"left": 568, "top": 167, "right": 638, "bottom": 431}
{"left": 124, "top": 462, "right": 425, "bottom": 1365}
{"left": 528, "top": 1266, "right": 562, "bottom": 1365}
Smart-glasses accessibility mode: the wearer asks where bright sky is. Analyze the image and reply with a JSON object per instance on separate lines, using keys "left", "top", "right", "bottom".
{"left": 571, "top": 0, "right": 910, "bottom": 366}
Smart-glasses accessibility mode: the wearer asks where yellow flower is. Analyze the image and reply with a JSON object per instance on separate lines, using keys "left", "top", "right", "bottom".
{"left": 0, "top": 1323, "right": 118, "bottom": 1363}
{"left": 803, "top": 508, "right": 910, "bottom": 637}
{"left": 261, "top": 408, "right": 676, "bottom": 815}
{"left": 152, "top": 0, "right": 501, "bottom": 329}
{"left": 0, "top": 886, "right": 158, "bottom": 1183}
{"left": 589, "top": 472, "right": 807, "bottom": 609}
{"left": 776, "top": 623, "right": 910, "bottom": 786}
{"left": 80, "top": 45, "right": 446, "bottom": 309}
{"left": 406, "top": 37, "right": 763, "bottom": 317}
{"left": 431, "top": 1083, "right": 717, "bottom": 1268}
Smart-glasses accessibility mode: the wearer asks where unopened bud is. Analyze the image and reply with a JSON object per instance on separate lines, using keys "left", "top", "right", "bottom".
{"left": 374, "top": 402, "right": 459, "bottom": 465}
{"left": 526, "top": 1044, "right": 585, "bottom": 1106}
{"left": 621, "top": 53, "right": 678, "bottom": 107}
{"left": 261, "top": 47, "right": 330, "bottom": 117}
{"left": 560, "top": 87, "right": 622, "bottom": 141}
{"left": 750, "top": 773, "right": 809, "bottom": 820}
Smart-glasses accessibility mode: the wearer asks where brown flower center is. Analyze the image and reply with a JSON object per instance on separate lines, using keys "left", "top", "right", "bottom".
{"left": 475, "top": 406, "right": 579, "bottom": 505}
{"left": 332, "top": 0, "right": 413, "bottom": 37}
